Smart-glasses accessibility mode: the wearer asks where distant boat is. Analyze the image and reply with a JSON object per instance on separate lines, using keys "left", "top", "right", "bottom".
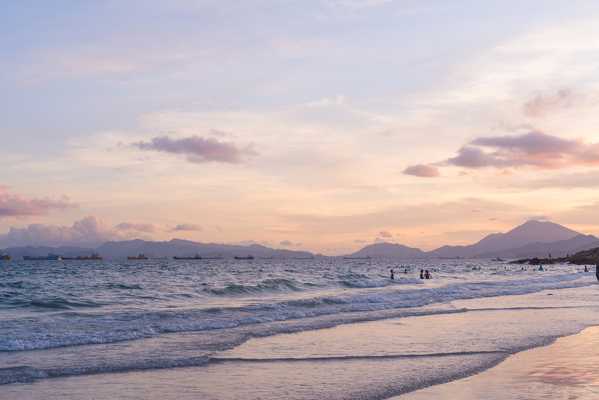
{"left": 62, "top": 253, "right": 105, "bottom": 260}
{"left": 234, "top": 255, "right": 254, "bottom": 260}
{"left": 173, "top": 254, "right": 202, "bottom": 260}
{"left": 492, "top": 257, "right": 506, "bottom": 262}
{"left": 343, "top": 255, "right": 371, "bottom": 260}
{"left": 0, "top": 250, "right": 12, "bottom": 260}
{"left": 293, "top": 256, "right": 316, "bottom": 259}
{"left": 127, "top": 254, "right": 150, "bottom": 260}
{"left": 23, "top": 251, "right": 61, "bottom": 261}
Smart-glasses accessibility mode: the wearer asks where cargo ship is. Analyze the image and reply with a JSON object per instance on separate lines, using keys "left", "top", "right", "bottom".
{"left": 0, "top": 250, "right": 12, "bottom": 260}
{"left": 127, "top": 254, "right": 150, "bottom": 260}
{"left": 23, "top": 251, "right": 62, "bottom": 260}
{"left": 234, "top": 255, "right": 254, "bottom": 260}
{"left": 63, "top": 253, "right": 105, "bottom": 260}
{"left": 173, "top": 254, "right": 202, "bottom": 260}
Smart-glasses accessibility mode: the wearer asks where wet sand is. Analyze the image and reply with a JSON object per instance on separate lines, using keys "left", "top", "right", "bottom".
{"left": 400, "top": 325, "right": 599, "bottom": 399}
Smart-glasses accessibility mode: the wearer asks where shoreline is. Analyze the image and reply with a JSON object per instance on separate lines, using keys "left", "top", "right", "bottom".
{"left": 399, "top": 325, "right": 599, "bottom": 399}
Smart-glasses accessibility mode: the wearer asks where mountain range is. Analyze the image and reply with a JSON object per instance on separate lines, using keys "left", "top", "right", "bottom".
{"left": 3, "top": 220, "right": 597, "bottom": 260}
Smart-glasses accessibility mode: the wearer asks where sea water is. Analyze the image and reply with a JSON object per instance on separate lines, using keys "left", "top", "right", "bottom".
{"left": 1, "top": 259, "right": 598, "bottom": 398}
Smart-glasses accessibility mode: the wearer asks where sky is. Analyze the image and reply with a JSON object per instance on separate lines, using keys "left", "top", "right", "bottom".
{"left": 2, "top": 0, "right": 599, "bottom": 255}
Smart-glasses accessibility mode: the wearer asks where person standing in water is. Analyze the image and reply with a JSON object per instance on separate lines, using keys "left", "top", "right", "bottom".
{"left": 390, "top": 270, "right": 394, "bottom": 280}
{"left": 425, "top": 270, "right": 432, "bottom": 279}
{"left": 595, "top": 262, "right": 599, "bottom": 282}
{"left": 420, "top": 269, "right": 424, "bottom": 279}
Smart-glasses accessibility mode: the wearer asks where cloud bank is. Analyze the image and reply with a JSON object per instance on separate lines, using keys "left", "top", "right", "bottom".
{"left": 0, "top": 188, "right": 80, "bottom": 217}
{"left": 131, "top": 135, "right": 257, "bottom": 164}
{"left": 0, "top": 215, "right": 151, "bottom": 247}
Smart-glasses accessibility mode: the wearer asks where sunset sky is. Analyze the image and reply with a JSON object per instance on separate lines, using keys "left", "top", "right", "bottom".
{"left": 2, "top": 0, "right": 599, "bottom": 254}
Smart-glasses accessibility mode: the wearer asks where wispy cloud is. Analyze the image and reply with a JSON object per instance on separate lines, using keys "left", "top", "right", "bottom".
{"left": 279, "top": 240, "right": 293, "bottom": 246}
{"left": 131, "top": 135, "right": 257, "bottom": 164}
{"left": 165, "top": 223, "right": 203, "bottom": 233}
{"left": 116, "top": 222, "right": 155, "bottom": 233}
{"left": 402, "top": 164, "right": 440, "bottom": 177}
{"left": 527, "top": 215, "right": 551, "bottom": 221}
{"left": 522, "top": 88, "right": 577, "bottom": 118}
{"left": 0, "top": 188, "right": 79, "bottom": 218}
{"left": 378, "top": 230, "right": 392, "bottom": 238}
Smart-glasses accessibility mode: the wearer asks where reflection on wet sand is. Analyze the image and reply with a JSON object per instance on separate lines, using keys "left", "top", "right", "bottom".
{"left": 401, "top": 326, "right": 599, "bottom": 399}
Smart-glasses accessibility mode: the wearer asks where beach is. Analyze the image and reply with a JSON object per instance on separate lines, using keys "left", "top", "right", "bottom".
{"left": 1, "top": 259, "right": 598, "bottom": 399}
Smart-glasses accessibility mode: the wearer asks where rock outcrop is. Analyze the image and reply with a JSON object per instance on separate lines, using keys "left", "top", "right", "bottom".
{"left": 570, "top": 247, "right": 599, "bottom": 265}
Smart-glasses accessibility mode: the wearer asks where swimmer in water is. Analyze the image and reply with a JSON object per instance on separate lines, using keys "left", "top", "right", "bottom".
{"left": 404, "top": 268, "right": 407, "bottom": 273}
{"left": 595, "top": 262, "right": 599, "bottom": 281}
{"left": 425, "top": 270, "right": 432, "bottom": 279}
{"left": 585, "top": 266, "right": 588, "bottom": 272}
{"left": 390, "top": 269, "right": 394, "bottom": 280}
{"left": 420, "top": 269, "right": 424, "bottom": 279}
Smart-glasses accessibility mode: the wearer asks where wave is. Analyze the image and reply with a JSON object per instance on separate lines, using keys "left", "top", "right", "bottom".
{"left": 202, "top": 279, "right": 304, "bottom": 295}
{"left": 1, "top": 273, "right": 594, "bottom": 353}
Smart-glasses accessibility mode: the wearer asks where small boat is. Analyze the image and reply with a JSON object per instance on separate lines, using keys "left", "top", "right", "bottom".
{"left": 0, "top": 250, "right": 12, "bottom": 260}
{"left": 23, "top": 251, "right": 62, "bottom": 260}
{"left": 63, "top": 253, "right": 105, "bottom": 260}
{"left": 492, "top": 257, "right": 506, "bottom": 262}
{"left": 343, "top": 255, "right": 372, "bottom": 260}
{"left": 234, "top": 255, "right": 254, "bottom": 260}
{"left": 127, "top": 254, "right": 150, "bottom": 260}
{"left": 173, "top": 254, "right": 202, "bottom": 260}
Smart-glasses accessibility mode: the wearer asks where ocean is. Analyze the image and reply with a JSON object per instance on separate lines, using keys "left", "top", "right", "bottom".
{"left": 1, "top": 259, "right": 598, "bottom": 399}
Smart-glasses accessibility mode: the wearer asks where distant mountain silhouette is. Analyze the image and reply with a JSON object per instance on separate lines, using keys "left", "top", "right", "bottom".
{"left": 429, "top": 220, "right": 582, "bottom": 258}
{"left": 344, "top": 242, "right": 426, "bottom": 259}
{"left": 3, "top": 220, "right": 591, "bottom": 261}
{"left": 474, "top": 234, "right": 598, "bottom": 259}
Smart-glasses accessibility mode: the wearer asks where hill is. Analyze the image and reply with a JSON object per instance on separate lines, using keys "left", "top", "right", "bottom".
{"left": 429, "top": 220, "right": 581, "bottom": 258}
{"left": 344, "top": 243, "right": 427, "bottom": 259}
{"left": 474, "top": 234, "right": 598, "bottom": 259}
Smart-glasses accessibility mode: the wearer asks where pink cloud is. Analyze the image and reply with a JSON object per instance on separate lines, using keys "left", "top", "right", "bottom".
{"left": 378, "top": 230, "right": 393, "bottom": 238}
{"left": 116, "top": 222, "right": 155, "bottom": 233}
{"left": 166, "top": 223, "right": 203, "bottom": 233}
{"left": 354, "top": 239, "right": 366, "bottom": 243}
{"left": 445, "top": 131, "right": 599, "bottom": 170}
{"left": 131, "top": 135, "right": 257, "bottom": 164}
{"left": 523, "top": 88, "right": 576, "bottom": 118}
{"left": 279, "top": 240, "right": 293, "bottom": 246}
{"left": 402, "top": 164, "right": 440, "bottom": 177}
{"left": 488, "top": 217, "right": 501, "bottom": 221}
{"left": 0, "top": 189, "right": 79, "bottom": 218}
{"left": 471, "top": 209, "right": 482, "bottom": 213}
